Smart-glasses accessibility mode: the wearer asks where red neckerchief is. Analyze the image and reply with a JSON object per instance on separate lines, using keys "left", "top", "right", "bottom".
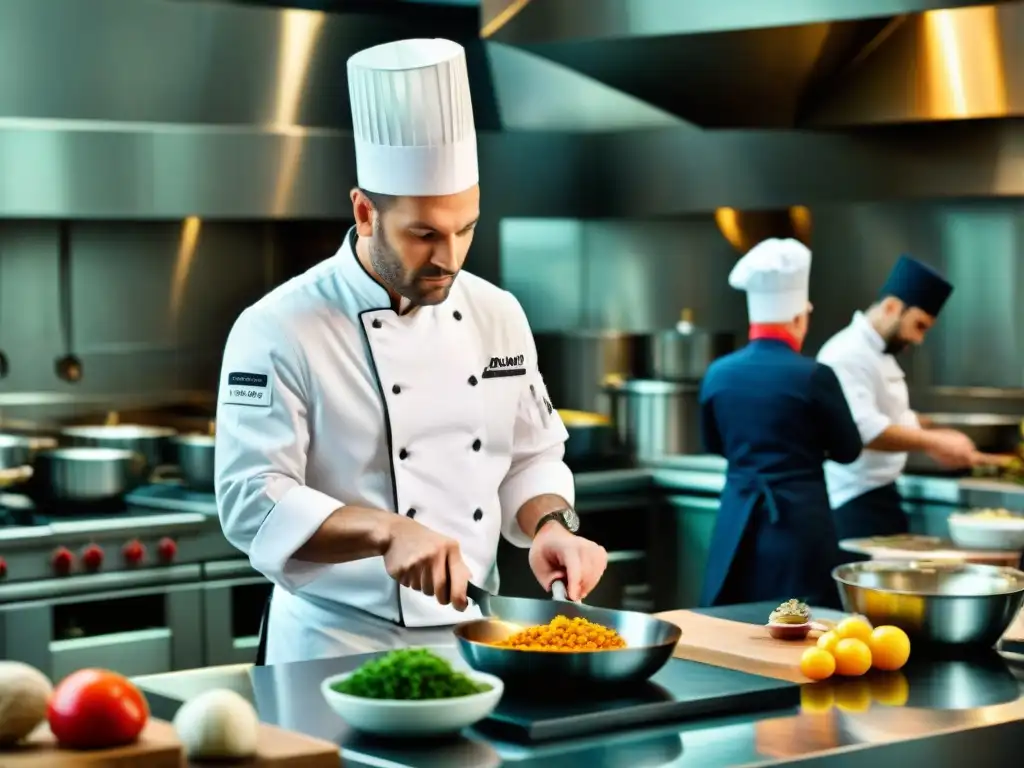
{"left": 749, "top": 324, "right": 801, "bottom": 352}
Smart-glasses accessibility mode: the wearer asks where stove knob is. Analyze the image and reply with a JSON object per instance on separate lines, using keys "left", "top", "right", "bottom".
{"left": 82, "top": 544, "right": 104, "bottom": 572}
{"left": 157, "top": 537, "right": 177, "bottom": 563}
{"left": 122, "top": 540, "right": 145, "bottom": 566}
{"left": 0, "top": 558, "right": 7, "bottom": 579}
{"left": 52, "top": 547, "right": 74, "bottom": 576}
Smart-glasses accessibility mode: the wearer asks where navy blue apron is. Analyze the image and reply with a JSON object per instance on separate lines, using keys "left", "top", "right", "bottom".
{"left": 700, "top": 466, "right": 843, "bottom": 609}
{"left": 832, "top": 482, "right": 908, "bottom": 542}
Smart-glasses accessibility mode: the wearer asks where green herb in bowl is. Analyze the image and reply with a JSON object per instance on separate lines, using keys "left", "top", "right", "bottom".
{"left": 330, "top": 648, "right": 492, "bottom": 700}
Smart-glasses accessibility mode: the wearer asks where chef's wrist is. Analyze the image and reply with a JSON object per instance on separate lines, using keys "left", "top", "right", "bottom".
{"left": 377, "top": 511, "right": 412, "bottom": 555}
{"left": 294, "top": 505, "right": 396, "bottom": 563}
{"left": 517, "top": 494, "right": 573, "bottom": 539}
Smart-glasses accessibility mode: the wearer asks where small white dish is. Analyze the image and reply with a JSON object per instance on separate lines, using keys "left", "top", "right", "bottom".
{"left": 949, "top": 513, "right": 1024, "bottom": 551}
{"left": 320, "top": 669, "right": 504, "bottom": 737}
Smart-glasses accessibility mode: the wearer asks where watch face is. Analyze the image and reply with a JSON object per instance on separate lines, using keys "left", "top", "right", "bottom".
{"left": 563, "top": 507, "right": 580, "bottom": 532}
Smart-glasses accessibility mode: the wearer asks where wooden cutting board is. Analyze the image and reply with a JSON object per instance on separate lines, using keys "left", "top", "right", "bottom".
{"left": 0, "top": 719, "right": 182, "bottom": 767}
{"left": 662, "top": 607, "right": 1024, "bottom": 679}
{"left": 190, "top": 723, "right": 340, "bottom": 768}
{"left": 657, "top": 610, "right": 821, "bottom": 684}
{"left": 0, "top": 719, "right": 340, "bottom": 768}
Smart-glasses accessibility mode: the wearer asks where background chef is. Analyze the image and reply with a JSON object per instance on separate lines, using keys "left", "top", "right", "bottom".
{"left": 214, "top": 38, "right": 608, "bottom": 665}
{"left": 698, "top": 238, "right": 862, "bottom": 609}
{"left": 818, "top": 254, "right": 987, "bottom": 541}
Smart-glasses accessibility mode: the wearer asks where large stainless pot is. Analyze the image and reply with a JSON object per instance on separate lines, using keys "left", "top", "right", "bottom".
{"left": 646, "top": 309, "right": 736, "bottom": 382}
{"left": 832, "top": 560, "right": 1024, "bottom": 647}
{"left": 32, "top": 447, "right": 147, "bottom": 504}
{"left": 174, "top": 434, "right": 215, "bottom": 491}
{"left": 0, "top": 433, "right": 58, "bottom": 469}
{"left": 604, "top": 380, "right": 702, "bottom": 460}
{"left": 61, "top": 424, "right": 177, "bottom": 471}
{"left": 534, "top": 331, "right": 642, "bottom": 416}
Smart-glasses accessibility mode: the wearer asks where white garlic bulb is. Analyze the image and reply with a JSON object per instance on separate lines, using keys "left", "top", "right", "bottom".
{"left": 172, "top": 688, "right": 259, "bottom": 759}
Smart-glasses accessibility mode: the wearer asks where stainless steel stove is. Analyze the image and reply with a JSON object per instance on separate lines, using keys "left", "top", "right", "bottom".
{"left": 0, "top": 484, "right": 265, "bottom": 681}
{"left": 0, "top": 484, "right": 235, "bottom": 582}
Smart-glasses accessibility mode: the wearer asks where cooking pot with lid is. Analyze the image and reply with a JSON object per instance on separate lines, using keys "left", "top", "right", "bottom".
{"left": 61, "top": 424, "right": 177, "bottom": 472}
{"left": 32, "top": 447, "right": 148, "bottom": 504}
{"left": 604, "top": 379, "right": 702, "bottom": 460}
{"left": 646, "top": 309, "right": 736, "bottom": 382}
{"left": 173, "top": 433, "right": 216, "bottom": 491}
{"left": 0, "top": 433, "right": 58, "bottom": 469}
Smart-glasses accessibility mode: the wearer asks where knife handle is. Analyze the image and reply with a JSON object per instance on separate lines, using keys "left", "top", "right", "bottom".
{"left": 466, "top": 582, "right": 489, "bottom": 604}
{"left": 551, "top": 580, "right": 569, "bottom": 602}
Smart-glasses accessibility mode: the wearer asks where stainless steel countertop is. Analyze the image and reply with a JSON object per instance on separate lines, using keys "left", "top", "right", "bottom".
{"left": 134, "top": 601, "right": 1024, "bottom": 768}
{"left": 572, "top": 455, "right": 1024, "bottom": 510}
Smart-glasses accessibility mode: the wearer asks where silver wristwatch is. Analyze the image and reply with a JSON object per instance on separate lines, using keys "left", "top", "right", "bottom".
{"left": 534, "top": 507, "right": 580, "bottom": 536}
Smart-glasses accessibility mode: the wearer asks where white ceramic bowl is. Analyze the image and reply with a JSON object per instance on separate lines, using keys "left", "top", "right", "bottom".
{"left": 948, "top": 513, "right": 1024, "bottom": 552}
{"left": 320, "top": 669, "right": 504, "bottom": 737}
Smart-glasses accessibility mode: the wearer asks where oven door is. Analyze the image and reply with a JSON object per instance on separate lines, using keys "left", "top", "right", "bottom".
{"left": 0, "top": 565, "right": 204, "bottom": 681}
{"left": 202, "top": 559, "right": 272, "bottom": 667}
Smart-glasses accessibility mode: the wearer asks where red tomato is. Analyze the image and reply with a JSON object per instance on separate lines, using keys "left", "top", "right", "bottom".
{"left": 47, "top": 668, "right": 149, "bottom": 749}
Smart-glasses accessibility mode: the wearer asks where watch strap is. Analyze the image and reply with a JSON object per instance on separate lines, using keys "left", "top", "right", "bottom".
{"left": 534, "top": 508, "right": 577, "bottom": 536}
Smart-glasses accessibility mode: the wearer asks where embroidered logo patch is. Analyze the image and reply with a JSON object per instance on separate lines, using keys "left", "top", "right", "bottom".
{"left": 482, "top": 354, "right": 526, "bottom": 379}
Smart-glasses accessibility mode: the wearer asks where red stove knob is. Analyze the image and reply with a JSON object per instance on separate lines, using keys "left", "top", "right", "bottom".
{"left": 52, "top": 547, "right": 74, "bottom": 576}
{"left": 157, "top": 537, "right": 177, "bottom": 563}
{"left": 82, "top": 544, "right": 104, "bottom": 572}
{"left": 0, "top": 558, "right": 7, "bottom": 578}
{"left": 122, "top": 540, "right": 145, "bottom": 566}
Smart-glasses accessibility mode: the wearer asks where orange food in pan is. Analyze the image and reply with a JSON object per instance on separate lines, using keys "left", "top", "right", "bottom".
{"left": 490, "top": 615, "right": 627, "bottom": 651}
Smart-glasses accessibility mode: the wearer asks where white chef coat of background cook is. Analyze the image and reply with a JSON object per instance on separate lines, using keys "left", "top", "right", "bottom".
{"left": 817, "top": 311, "right": 920, "bottom": 508}
{"left": 214, "top": 229, "right": 575, "bottom": 636}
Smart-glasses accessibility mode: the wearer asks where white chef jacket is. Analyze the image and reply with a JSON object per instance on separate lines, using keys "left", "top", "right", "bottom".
{"left": 214, "top": 228, "right": 574, "bottom": 652}
{"left": 817, "top": 311, "right": 920, "bottom": 508}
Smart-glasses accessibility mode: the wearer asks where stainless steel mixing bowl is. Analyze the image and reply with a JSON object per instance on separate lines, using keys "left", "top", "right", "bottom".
{"left": 832, "top": 560, "right": 1024, "bottom": 646}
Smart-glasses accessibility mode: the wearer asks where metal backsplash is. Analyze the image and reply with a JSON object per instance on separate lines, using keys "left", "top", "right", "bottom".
{"left": 806, "top": 199, "right": 1024, "bottom": 393}
{"left": 501, "top": 218, "right": 749, "bottom": 334}
{"left": 503, "top": 199, "right": 1024, "bottom": 405}
{"left": 0, "top": 219, "right": 350, "bottom": 420}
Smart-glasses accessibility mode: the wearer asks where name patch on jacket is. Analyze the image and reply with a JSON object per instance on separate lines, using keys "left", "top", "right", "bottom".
{"left": 222, "top": 371, "right": 273, "bottom": 407}
{"left": 482, "top": 354, "right": 526, "bottom": 379}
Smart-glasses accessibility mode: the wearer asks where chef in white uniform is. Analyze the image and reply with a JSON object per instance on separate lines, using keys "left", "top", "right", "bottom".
{"left": 214, "top": 38, "right": 608, "bottom": 665}
{"left": 818, "top": 255, "right": 979, "bottom": 541}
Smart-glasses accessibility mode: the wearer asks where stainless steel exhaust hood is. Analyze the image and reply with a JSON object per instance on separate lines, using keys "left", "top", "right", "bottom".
{"left": 482, "top": 0, "right": 1024, "bottom": 129}
{"left": 2, "top": 0, "right": 1023, "bottom": 221}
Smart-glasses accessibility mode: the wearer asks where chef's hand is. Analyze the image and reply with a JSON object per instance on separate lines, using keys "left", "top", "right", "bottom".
{"left": 925, "top": 429, "right": 977, "bottom": 469}
{"left": 528, "top": 523, "right": 607, "bottom": 602}
{"left": 381, "top": 516, "right": 471, "bottom": 611}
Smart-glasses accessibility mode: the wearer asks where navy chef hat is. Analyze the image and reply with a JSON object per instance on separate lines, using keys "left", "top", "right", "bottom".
{"left": 879, "top": 254, "right": 953, "bottom": 317}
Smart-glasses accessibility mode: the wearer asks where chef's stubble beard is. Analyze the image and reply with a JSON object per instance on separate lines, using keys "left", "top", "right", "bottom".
{"left": 370, "top": 217, "right": 455, "bottom": 306}
{"left": 883, "top": 328, "right": 908, "bottom": 356}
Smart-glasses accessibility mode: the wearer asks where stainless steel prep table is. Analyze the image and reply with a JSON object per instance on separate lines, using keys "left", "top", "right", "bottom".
{"left": 135, "top": 601, "right": 1024, "bottom": 768}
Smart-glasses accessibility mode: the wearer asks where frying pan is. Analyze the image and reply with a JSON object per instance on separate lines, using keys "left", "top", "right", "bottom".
{"left": 454, "top": 582, "right": 682, "bottom": 688}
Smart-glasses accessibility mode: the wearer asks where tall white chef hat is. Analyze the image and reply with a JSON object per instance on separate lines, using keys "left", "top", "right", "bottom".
{"left": 347, "top": 38, "right": 478, "bottom": 197}
{"left": 729, "top": 238, "right": 812, "bottom": 323}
